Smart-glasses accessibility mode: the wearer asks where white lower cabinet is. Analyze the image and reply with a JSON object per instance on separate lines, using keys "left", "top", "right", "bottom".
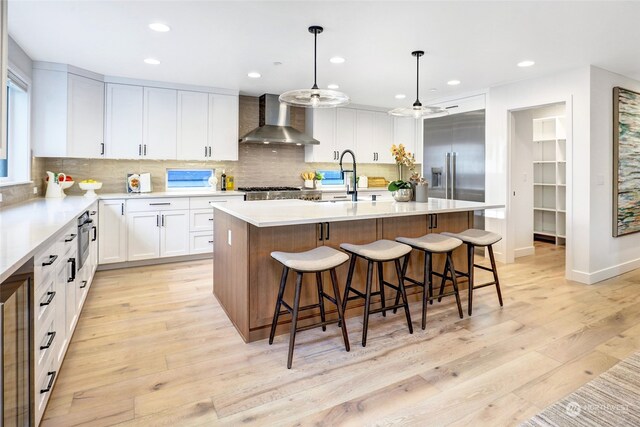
{"left": 190, "top": 231, "right": 214, "bottom": 254}
{"left": 127, "top": 209, "right": 190, "bottom": 261}
{"left": 159, "top": 210, "right": 190, "bottom": 258}
{"left": 127, "top": 211, "right": 162, "bottom": 261}
{"left": 33, "top": 202, "right": 99, "bottom": 425}
{"left": 98, "top": 199, "right": 127, "bottom": 264}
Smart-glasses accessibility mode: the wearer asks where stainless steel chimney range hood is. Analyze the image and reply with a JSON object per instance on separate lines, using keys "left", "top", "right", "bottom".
{"left": 239, "top": 94, "right": 320, "bottom": 145}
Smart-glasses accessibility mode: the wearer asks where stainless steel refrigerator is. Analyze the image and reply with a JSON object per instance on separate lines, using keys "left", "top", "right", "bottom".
{"left": 423, "top": 109, "right": 485, "bottom": 202}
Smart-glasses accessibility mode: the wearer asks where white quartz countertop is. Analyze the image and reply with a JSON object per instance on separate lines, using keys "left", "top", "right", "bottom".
{"left": 98, "top": 190, "right": 245, "bottom": 199}
{"left": 212, "top": 198, "right": 504, "bottom": 227}
{"left": 0, "top": 197, "right": 98, "bottom": 282}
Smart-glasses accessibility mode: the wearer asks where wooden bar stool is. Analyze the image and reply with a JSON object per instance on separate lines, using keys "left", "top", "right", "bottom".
{"left": 340, "top": 239, "right": 413, "bottom": 347}
{"left": 442, "top": 229, "right": 503, "bottom": 315}
{"left": 394, "top": 234, "right": 464, "bottom": 329}
{"left": 269, "top": 246, "right": 351, "bottom": 369}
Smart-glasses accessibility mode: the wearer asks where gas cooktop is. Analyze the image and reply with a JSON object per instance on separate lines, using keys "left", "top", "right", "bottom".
{"left": 237, "top": 186, "right": 301, "bottom": 192}
{"left": 238, "top": 186, "right": 321, "bottom": 201}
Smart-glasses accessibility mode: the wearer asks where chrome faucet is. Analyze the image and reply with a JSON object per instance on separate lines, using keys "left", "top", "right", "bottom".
{"left": 339, "top": 149, "right": 358, "bottom": 202}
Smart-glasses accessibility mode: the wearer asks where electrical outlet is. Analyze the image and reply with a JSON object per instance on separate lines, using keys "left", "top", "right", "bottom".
{"left": 33, "top": 186, "right": 38, "bottom": 194}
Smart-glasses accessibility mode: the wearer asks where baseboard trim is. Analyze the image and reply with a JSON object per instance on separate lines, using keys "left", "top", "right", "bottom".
{"left": 571, "top": 256, "right": 640, "bottom": 284}
{"left": 514, "top": 246, "right": 535, "bottom": 258}
{"left": 97, "top": 253, "right": 212, "bottom": 271}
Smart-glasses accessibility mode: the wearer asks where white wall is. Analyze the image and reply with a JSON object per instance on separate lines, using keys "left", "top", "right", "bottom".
{"left": 585, "top": 66, "right": 640, "bottom": 283}
{"left": 484, "top": 66, "right": 591, "bottom": 283}
{"left": 8, "top": 36, "right": 32, "bottom": 81}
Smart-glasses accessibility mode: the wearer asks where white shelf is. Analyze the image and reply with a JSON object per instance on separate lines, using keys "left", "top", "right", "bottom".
{"left": 532, "top": 115, "right": 566, "bottom": 246}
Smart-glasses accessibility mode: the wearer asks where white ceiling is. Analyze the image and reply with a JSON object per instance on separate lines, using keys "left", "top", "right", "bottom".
{"left": 8, "top": 1, "right": 640, "bottom": 108}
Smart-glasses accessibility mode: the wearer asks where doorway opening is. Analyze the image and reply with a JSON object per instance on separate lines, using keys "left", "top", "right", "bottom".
{"left": 509, "top": 102, "right": 567, "bottom": 268}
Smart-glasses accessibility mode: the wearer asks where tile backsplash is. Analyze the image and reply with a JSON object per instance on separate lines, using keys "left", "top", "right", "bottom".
{"left": 41, "top": 145, "right": 406, "bottom": 194}
{"left": 0, "top": 156, "right": 45, "bottom": 207}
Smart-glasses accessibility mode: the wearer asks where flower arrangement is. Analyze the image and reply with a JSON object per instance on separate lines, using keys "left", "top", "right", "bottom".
{"left": 391, "top": 144, "right": 419, "bottom": 180}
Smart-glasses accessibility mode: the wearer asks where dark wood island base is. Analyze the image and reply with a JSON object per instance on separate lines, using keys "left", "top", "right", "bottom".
{"left": 213, "top": 210, "right": 474, "bottom": 343}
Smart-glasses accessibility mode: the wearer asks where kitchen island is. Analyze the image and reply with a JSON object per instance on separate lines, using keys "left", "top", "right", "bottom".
{"left": 212, "top": 199, "right": 503, "bottom": 342}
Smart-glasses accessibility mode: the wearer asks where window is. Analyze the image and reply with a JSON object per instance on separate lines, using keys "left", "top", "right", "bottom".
{"left": 166, "top": 169, "right": 214, "bottom": 190}
{"left": 0, "top": 70, "right": 30, "bottom": 184}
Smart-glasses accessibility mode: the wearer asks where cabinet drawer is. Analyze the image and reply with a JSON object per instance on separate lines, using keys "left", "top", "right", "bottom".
{"left": 190, "top": 231, "right": 213, "bottom": 254}
{"left": 190, "top": 196, "right": 242, "bottom": 209}
{"left": 35, "top": 314, "right": 57, "bottom": 379}
{"left": 35, "top": 273, "right": 57, "bottom": 329}
{"left": 34, "top": 242, "right": 62, "bottom": 286}
{"left": 60, "top": 223, "right": 79, "bottom": 254}
{"left": 126, "top": 197, "right": 189, "bottom": 213}
{"left": 35, "top": 356, "right": 57, "bottom": 426}
{"left": 190, "top": 208, "right": 214, "bottom": 232}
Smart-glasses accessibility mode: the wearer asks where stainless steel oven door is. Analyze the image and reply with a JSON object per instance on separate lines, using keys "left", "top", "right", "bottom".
{"left": 77, "top": 219, "right": 92, "bottom": 270}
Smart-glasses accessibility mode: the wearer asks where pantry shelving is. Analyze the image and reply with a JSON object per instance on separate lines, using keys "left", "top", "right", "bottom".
{"left": 533, "top": 115, "right": 566, "bottom": 245}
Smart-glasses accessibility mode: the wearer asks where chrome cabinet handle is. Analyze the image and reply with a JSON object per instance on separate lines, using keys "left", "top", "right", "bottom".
{"left": 121, "top": 203, "right": 125, "bottom": 216}
{"left": 161, "top": 215, "right": 165, "bottom": 227}
{"left": 318, "top": 223, "right": 324, "bottom": 241}
{"left": 100, "top": 142, "right": 105, "bottom": 155}
{"left": 149, "top": 202, "right": 171, "bottom": 206}
{"left": 143, "top": 144, "right": 147, "bottom": 156}
{"left": 451, "top": 152, "right": 456, "bottom": 199}
{"left": 139, "top": 144, "right": 142, "bottom": 156}
{"left": 208, "top": 146, "right": 212, "bottom": 157}
{"left": 156, "top": 215, "right": 160, "bottom": 227}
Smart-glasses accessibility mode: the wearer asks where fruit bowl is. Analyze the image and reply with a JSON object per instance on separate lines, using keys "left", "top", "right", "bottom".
{"left": 79, "top": 181, "right": 102, "bottom": 198}
{"left": 60, "top": 180, "right": 75, "bottom": 190}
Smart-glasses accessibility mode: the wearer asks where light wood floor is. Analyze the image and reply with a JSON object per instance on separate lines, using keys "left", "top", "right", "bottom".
{"left": 42, "top": 242, "right": 640, "bottom": 426}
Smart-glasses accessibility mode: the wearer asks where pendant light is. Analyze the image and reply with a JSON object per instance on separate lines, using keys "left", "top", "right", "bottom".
{"left": 388, "top": 51, "right": 447, "bottom": 119}
{"left": 279, "top": 26, "right": 350, "bottom": 108}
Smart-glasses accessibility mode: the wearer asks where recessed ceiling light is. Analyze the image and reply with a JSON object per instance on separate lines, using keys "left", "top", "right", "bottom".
{"left": 429, "top": 88, "right": 438, "bottom": 92}
{"left": 263, "top": 141, "right": 270, "bottom": 144}
{"left": 148, "top": 22, "right": 170, "bottom": 32}
{"left": 447, "top": 80, "right": 461, "bottom": 86}
{"left": 517, "top": 60, "right": 535, "bottom": 67}
{"left": 395, "top": 94, "right": 406, "bottom": 99}
{"left": 327, "top": 84, "right": 339, "bottom": 89}
{"left": 329, "top": 56, "right": 345, "bottom": 64}
{"left": 248, "top": 72, "right": 261, "bottom": 78}
{"left": 144, "top": 58, "right": 160, "bottom": 65}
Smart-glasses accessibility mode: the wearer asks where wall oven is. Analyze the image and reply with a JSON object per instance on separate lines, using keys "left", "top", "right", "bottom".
{"left": 77, "top": 211, "right": 93, "bottom": 271}
{"left": 1, "top": 259, "right": 33, "bottom": 425}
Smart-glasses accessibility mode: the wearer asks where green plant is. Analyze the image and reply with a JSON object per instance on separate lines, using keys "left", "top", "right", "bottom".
{"left": 314, "top": 172, "right": 324, "bottom": 181}
{"left": 388, "top": 180, "right": 412, "bottom": 191}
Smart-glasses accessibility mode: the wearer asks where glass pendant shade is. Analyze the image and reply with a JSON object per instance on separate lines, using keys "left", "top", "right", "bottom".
{"left": 388, "top": 105, "right": 448, "bottom": 118}
{"left": 389, "top": 50, "right": 447, "bottom": 119}
{"left": 279, "top": 88, "right": 350, "bottom": 108}
{"left": 279, "top": 26, "right": 350, "bottom": 108}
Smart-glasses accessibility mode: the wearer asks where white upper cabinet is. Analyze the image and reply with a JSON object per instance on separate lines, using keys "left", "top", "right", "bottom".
{"left": 393, "top": 116, "right": 418, "bottom": 155}
{"left": 67, "top": 74, "right": 105, "bottom": 158}
{"left": 177, "top": 91, "right": 209, "bottom": 160}
{"left": 32, "top": 68, "right": 105, "bottom": 158}
{"left": 105, "top": 83, "right": 143, "bottom": 159}
{"left": 209, "top": 93, "right": 239, "bottom": 161}
{"left": 143, "top": 87, "right": 177, "bottom": 159}
{"left": 336, "top": 108, "right": 356, "bottom": 151}
{"left": 374, "top": 112, "right": 395, "bottom": 163}
{"left": 356, "top": 110, "right": 375, "bottom": 162}
{"left": 305, "top": 108, "right": 338, "bottom": 163}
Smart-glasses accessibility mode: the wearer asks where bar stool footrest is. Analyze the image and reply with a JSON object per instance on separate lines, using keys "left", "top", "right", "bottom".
{"left": 473, "top": 281, "right": 498, "bottom": 290}
{"left": 296, "top": 319, "right": 341, "bottom": 333}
